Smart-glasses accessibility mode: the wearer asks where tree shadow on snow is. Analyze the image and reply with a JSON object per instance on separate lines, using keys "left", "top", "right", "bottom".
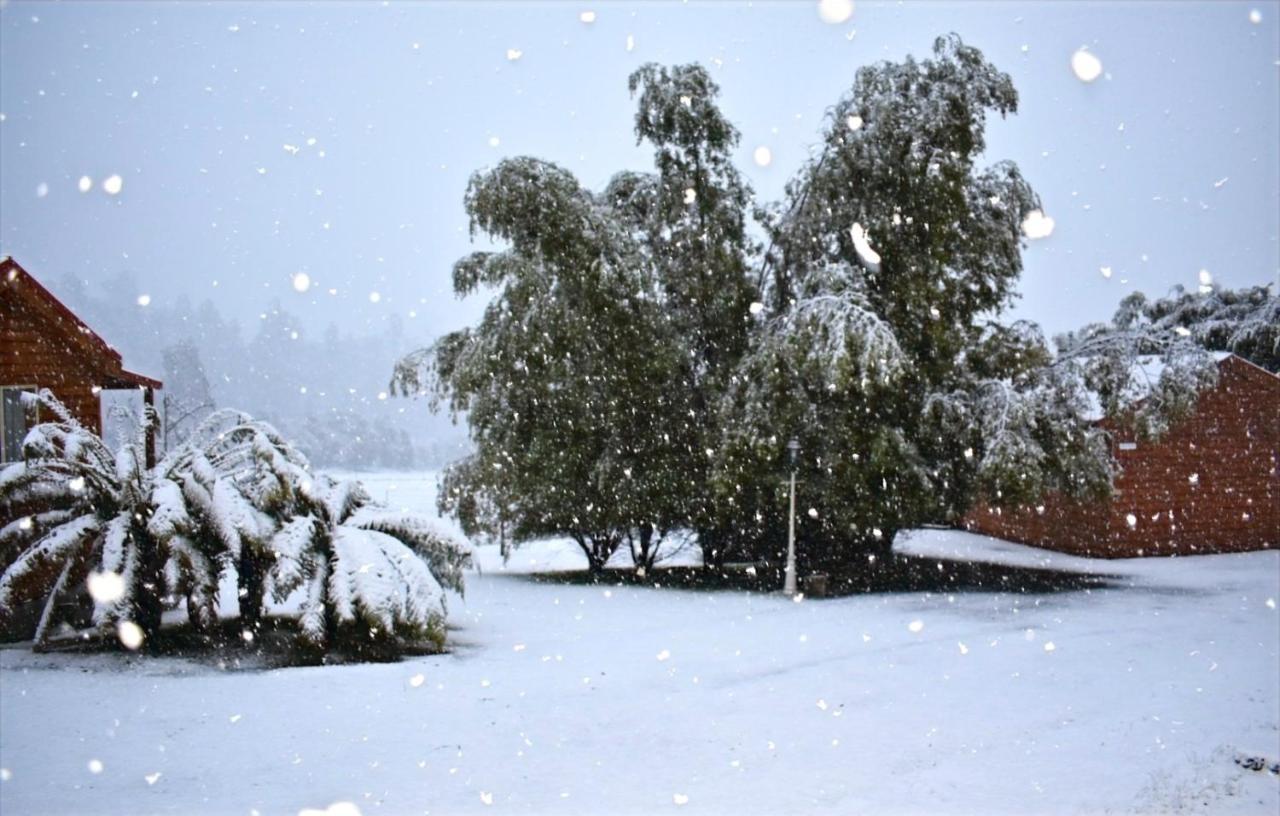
{"left": 524, "top": 553, "right": 1123, "bottom": 598}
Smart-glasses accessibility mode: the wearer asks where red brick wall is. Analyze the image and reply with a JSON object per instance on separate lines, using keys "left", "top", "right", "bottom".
{"left": 965, "top": 356, "right": 1279, "bottom": 557}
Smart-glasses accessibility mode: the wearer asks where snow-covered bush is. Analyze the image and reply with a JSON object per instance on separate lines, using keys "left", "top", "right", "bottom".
{"left": 0, "top": 392, "right": 471, "bottom": 658}
{"left": 266, "top": 475, "right": 471, "bottom": 656}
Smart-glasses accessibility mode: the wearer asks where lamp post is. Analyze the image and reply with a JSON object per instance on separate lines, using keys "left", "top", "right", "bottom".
{"left": 783, "top": 437, "right": 799, "bottom": 596}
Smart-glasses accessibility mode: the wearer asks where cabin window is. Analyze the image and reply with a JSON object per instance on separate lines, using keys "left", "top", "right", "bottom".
{"left": 0, "top": 386, "right": 39, "bottom": 463}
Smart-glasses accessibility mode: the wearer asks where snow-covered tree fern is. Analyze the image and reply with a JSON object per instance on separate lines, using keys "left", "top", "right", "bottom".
{"left": 0, "top": 390, "right": 168, "bottom": 648}
{"left": 1, "top": 394, "right": 470, "bottom": 658}
{"left": 266, "top": 474, "right": 471, "bottom": 656}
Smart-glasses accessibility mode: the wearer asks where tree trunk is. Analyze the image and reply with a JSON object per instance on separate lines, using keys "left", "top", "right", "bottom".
{"left": 186, "top": 590, "right": 216, "bottom": 637}
{"left": 237, "top": 548, "right": 268, "bottom": 630}
{"left": 32, "top": 560, "right": 75, "bottom": 652}
{"left": 699, "top": 528, "right": 725, "bottom": 571}
{"left": 131, "top": 527, "right": 167, "bottom": 648}
{"left": 631, "top": 523, "right": 664, "bottom": 573}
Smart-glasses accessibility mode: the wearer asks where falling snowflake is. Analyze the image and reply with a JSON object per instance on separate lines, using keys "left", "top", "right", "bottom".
{"left": 1021, "top": 209, "right": 1055, "bottom": 239}
{"left": 753, "top": 146, "right": 773, "bottom": 167}
{"left": 1100, "top": 266, "right": 1112, "bottom": 278}
{"left": 87, "top": 759, "right": 104, "bottom": 774}
{"left": 1125, "top": 513, "right": 1138, "bottom": 529}
{"left": 625, "top": 34, "right": 635, "bottom": 52}
{"left": 117, "top": 620, "right": 145, "bottom": 650}
{"left": 1197, "top": 269, "right": 1213, "bottom": 293}
{"left": 87, "top": 571, "right": 125, "bottom": 603}
{"left": 579, "top": 10, "right": 596, "bottom": 24}
{"left": 817, "top": 0, "right": 855, "bottom": 25}
{"left": 506, "top": 49, "right": 522, "bottom": 61}
{"left": 78, "top": 175, "right": 93, "bottom": 193}
{"left": 136, "top": 294, "right": 151, "bottom": 306}
{"left": 748, "top": 301, "right": 764, "bottom": 315}
{"left": 369, "top": 291, "right": 382, "bottom": 303}
{"left": 656, "top": 649, "right": 671, "bottom": 661}
{"left": 1249, "top": 8, "right": 1262, "bottom": 24}
{"left": 673, "top": 793, "right": 690, "bottom": 806}
{"left": 845, "top": 114, "right": 863, "bottom": 131}
{"left": 1044, "top": 642, "right": 1057, "bottom": 652}
{"left": 849, "top": 223, "right": 881, "bottom": 270}
{"left": 409, "top": 673, "right": 425, "bottom": 687}
{"left": 36, "top": 182, "right": 48, "bottom": 198}
{"left": 1071, "top": 48, "right": 1103, "bottom": 82}
{"left": 908, "top": 620, "right": 924, "bottom": 633}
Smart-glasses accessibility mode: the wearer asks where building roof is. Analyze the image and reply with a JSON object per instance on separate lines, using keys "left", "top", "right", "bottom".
{"left": 1, "top": 256, "right": 162, "bottom": 389}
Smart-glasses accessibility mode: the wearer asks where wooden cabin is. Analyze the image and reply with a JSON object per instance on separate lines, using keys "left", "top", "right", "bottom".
{"left": 0, "top": 257, "right": 162, "bottom": 464}
{"left": 964, "top": 353, "right": 1279, "bottom": 557}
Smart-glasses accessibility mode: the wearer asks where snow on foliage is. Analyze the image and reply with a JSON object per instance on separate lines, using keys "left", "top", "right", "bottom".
{"left": 0, "top": 393, "right": 469, "bottom": 657}
{"left": 391, "top": 38, "right": 1262, "bottom": 577}
{"left": 1053, "top": 283, "right": 1277, "bottom": 438}
{"left": 266, "top": 474, "right": 470, "bottom": 652}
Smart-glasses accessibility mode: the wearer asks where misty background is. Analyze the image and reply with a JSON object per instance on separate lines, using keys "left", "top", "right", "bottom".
{"left": 1, "top": 1, "right": 1277, "bottom": 467}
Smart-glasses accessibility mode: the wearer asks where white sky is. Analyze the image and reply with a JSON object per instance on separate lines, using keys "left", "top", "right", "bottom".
{"left": 1, "top": 1, "right": 1277, "bottom": 342}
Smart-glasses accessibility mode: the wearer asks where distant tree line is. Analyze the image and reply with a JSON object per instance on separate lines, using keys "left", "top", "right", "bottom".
{"left": 44, "top": 277, "right": 460, "bottom": 469}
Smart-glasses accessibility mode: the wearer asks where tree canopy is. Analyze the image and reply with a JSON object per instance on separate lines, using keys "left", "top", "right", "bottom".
{"left": 395, "top": 36, "right": 1244, "bottom": 576}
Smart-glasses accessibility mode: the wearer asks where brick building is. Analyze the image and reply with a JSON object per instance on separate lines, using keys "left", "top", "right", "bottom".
{"left": 0, "top": 257, "right": 162, "bottom": 465}
{"left": 964, "top": 353, "right": 1279, "bottom": 557}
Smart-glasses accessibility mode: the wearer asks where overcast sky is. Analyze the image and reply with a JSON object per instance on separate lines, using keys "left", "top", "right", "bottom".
{"left": 1, "top": 0, "right": 1277, "bottom": 345}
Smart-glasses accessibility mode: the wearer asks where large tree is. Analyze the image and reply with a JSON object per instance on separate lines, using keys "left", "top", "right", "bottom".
{"left": 393, "top": 157, "right": 691, "bottom": 573}
{"left": 400, "top": 37, "right": 1224, "bottom": 578}
{"left": 714, "top": 35, "right": 1111, "bottom": 568}
{"left": 394, "top": 64, "right": 758, "bottom": 574}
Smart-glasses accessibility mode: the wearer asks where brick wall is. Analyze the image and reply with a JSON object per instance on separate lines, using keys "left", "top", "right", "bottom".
{"left": 965, "top": 356, "right": 1279, "bottom": 557}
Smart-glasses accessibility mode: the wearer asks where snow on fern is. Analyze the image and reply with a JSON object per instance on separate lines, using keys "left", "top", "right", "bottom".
{"left": 266, "top": 475, "right": 472, "bottom": 652}
{"left": 0, "top": 392, "right": 470, "bottom": 656}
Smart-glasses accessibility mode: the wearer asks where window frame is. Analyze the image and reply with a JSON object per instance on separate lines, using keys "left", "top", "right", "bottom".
{"left": 0, "top": 384, "right": 40, "bottom": 464}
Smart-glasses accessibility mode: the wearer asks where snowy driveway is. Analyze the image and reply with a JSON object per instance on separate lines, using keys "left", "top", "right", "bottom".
{"left": 2, "top": 542, "right": 1278, "bottom": 815}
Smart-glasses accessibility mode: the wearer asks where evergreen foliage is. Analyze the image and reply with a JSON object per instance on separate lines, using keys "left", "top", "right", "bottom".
{"left": 396, "top": 37, "right": 1243, "bottom": 576}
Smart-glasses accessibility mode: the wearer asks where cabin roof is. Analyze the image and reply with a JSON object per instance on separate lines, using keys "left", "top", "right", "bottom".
{"left": 1, "top": 256, "right": 162, "bottom": 389}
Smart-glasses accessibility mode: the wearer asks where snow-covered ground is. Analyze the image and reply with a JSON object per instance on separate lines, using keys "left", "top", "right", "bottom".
{"left": 1, "top": 472, "right": 1277, "bottom": 815}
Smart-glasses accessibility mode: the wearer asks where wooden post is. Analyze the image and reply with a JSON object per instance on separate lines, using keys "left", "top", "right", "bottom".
{"left": 143, "top": 386, "right": 156, "bottom": 468}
